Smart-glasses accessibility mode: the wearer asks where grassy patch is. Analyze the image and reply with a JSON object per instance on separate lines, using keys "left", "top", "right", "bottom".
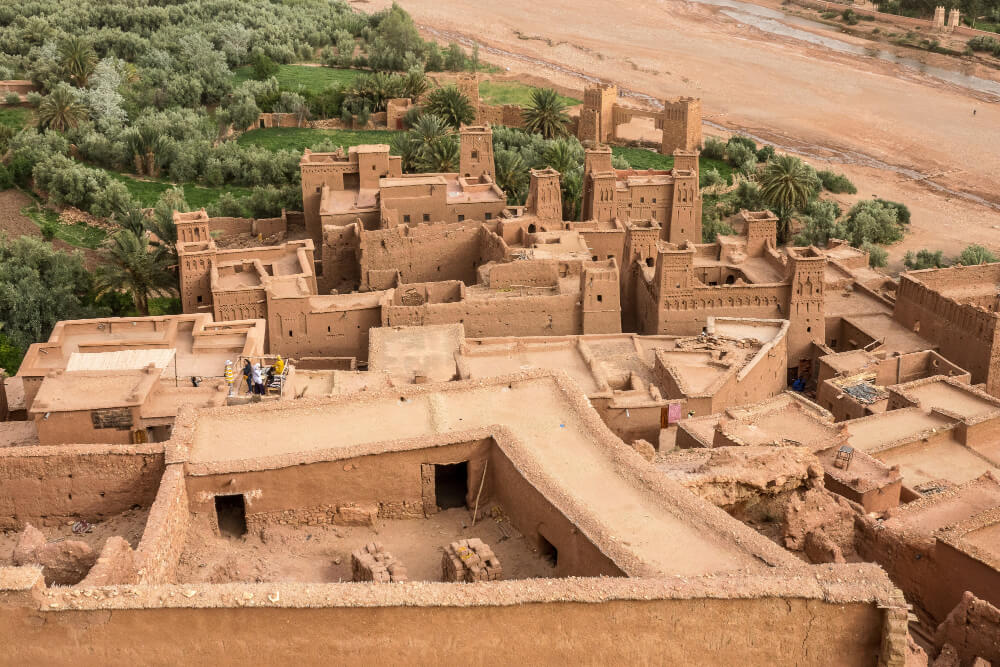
{"left": 22, "top": 204, "right": 107, "bottom": 249}
{"left": 0, "top": 107, "right": 31, "bottom": 130}
{"left": 611, "top": 146, "right": 734, "bottom": 183}
{"left": 237, "top": 127, "right": 399, "bottom": 152}
{"left": 233, "top": 65, "right": 363, "bottom": 93}
{"left": 100, "top": 169, "right": 253, "bottom": 208}
{"left": 479, "top": 81, "right": 580, "bottom": 107}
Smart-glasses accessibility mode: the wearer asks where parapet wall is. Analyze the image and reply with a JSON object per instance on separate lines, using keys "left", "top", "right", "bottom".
{"left": 0, "top": 567, "right": 902, "bottom": 666}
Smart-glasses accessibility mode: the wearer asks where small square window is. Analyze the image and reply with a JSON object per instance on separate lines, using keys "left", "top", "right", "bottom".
{"left": 485, "top": 213, "right": 492, "bottom": 220}
{"left": 423, "top": 214, "right": 430, "bottom": 222}
{"left": 316, "top": 186, "right": 322, "bottom": 193}
{"left": 197, "top": 295, "right": 203, "bottom": 303}
{"left": 403, "top": 214, "right": 411, "bottom": 223}
{"left": 471, "top": 150, "right": 479, "bottom": 159}
{"left": 458, "top": 214, "right": 465, "bottom": 222}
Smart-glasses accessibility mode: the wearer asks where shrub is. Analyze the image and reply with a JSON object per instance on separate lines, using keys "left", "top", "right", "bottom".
{"left": 903, "top": 248, "right": 946, "bottom": 270}
{"left": 0, "top": 164, "right": 12, "bottom": 190}
{"left": 957, "top": 244, "right": 999, "bottom": 266}
{"left": 702, "top": 210, "right": 734, "bottom": 243}
{"left": 4, "top": 93, "right": 19, "bottom": 105}
{"left": 25, "top": 91, "right": 42, "bottom": 107}
{"left": 727, "top": 135, "right": 757, "bottom": 154}
{"left": 755, "top": 145, "right": 775, "bottom": 163}
{"left": 862, "top": 241, "right": 888, "bottom": 267}
{"left": 40, "top": 215, "right": 58, "bottom": 241}
{"left": 251, "top": 53, "right": 280, "bottom": 80}
{"left": 817, "top": 170, "right": 857, "bottom": 194}
{"left": 700, "top": 167, "right": 725, "bottom": 188}
{"left": 726, "top": 142, "right": 756, "bottom": 168}
{"left": 841, "top": 199, "right": 904, "bottom": 246}
{"left": 842, "top": 9, "right": 860, "bottom": 24}
{"left": 968, "top": 35, "right": 1000, "bottom": 56}
{"left": 701, "top": 137, "right": 726, "bottom": 160}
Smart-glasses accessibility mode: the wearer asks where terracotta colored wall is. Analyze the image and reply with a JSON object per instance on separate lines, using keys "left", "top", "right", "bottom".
{"left": 358, "top": 223, "right": 483, "bottom": 289}
{"left": 185, "top": 440, "right": 492, "bottom": 523}
{"left": 0, "top": 594, "right": 889, "bottom": 666}
{"left": 135, "top": 465, "right": 189, "bottom": 585}
{"left": 266, "top": 298, "right": 382, "bottom": 361}
{"left": 934, "top": 592, "right": 1000, "bottom": 666}
{"left": 34, "top": 407, "right": 143, "bottom": 446}
{"left": 385, "top": 292, "right": 582, "bottom": 338}
{"left": 0, "top": 447, "right": 163, "bottom": 530}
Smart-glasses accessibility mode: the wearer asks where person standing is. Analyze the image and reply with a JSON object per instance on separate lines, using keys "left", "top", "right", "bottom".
{"left": 242, "top": 359, "right": 253, "bottom": 394}
{"left": 251, "top": 363, "right": 264, "bottom": 396}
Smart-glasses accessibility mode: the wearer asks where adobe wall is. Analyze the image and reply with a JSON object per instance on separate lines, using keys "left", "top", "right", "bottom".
{"left": 321, "top": 223, "right": 361, "bottom": 294}
{"left": 35, "top": 406, "right": 143, "bottom": 446}
{"left": 134, "top": 464, "right": 189, "bottom": 585}
{"left": 934, "top": 592, "right": 1000, "bottom": 665}
{"left": 0, "top": 445, "right": 164, "bottom": 531}
{"left": 0, "top": 80, "right": 37, "bottom": 96}
{"left": 266, "top": 295, "right": 383, "bottom": 362}
{"left": 894, "top": 273, "right": 1000, "bottom": 393}
{"left": 640, "top": 282, "right": 790, "bottom": 337}
{"left": 185, "top": 439, "right": 492, "bottom": 528}
{"left": 358, "top": 223, "right": 485, "bottom": 290}
{"left": 385, "top": 292, "right": 582, "bottom": 338}
{"left": 0, "top": 572, "right": 898, "bottom": 666}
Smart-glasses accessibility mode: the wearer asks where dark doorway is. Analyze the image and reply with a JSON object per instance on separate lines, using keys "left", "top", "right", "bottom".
{"left": 215, "top": 494, "right": 247, "bottom": 537}
{"left": 538, "top": 534, "right": 558, "bottom": 567}
{"left": 435, "top": 462, "right": 468, "bottom": 509}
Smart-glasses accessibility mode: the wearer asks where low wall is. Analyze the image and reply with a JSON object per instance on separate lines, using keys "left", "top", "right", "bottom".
{"left": 134, "top": 464, "right": 189, "bottom": 585}
{"left": 0, "top": 445, "right": 164, "bottom": 531}
{"left": 934, "top": 592, "right": 1000, "bottom": 665}
{"left": 0, "top": 567, "right": 902, "bottom": 665}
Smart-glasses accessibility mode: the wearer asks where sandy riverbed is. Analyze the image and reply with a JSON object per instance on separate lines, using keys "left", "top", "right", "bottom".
{"left": 359, "top": 0, "right": 1000, "bottom": 270}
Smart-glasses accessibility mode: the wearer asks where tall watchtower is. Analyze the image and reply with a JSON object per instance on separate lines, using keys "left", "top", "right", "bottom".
{"left": 526, "top": 168, "right": 563, "bottom": 222}
{"left": 459, "top": 125, "right": 495, "bottom": 180}
{"left": 787, "top": 247, "right": 827, "bottom": 371}
{"left": 583, "top": 145, "right": 616, "bottom": 222}
{"left": 661, "top": 97, "right": 702, "bottom": 155}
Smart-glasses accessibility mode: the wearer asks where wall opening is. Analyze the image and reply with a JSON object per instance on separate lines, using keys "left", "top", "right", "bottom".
{"left": 215, "top": 494, "right": 247, "bottom": 537}
{"left": 435, "top": 462, "right": 468, "bottom": 509}
{"left": 538, "top": 534, "right": 558, "bottom": 567}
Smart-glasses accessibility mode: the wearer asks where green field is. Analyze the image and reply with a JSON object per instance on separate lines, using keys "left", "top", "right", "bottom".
{"left": 0, "top": 107, "right": 31, "bottom": 129}
{"left": 611, "top": 146, "right": 734, "bottom": 183}
{"left": 22, "top": 204, "right": 107, "bottom": 249}
{"left": 237, "top": 127, "right": 399, "bottom": 153}
{"left": 101, "top": 169, "right": 254, "bottom": 208}
{"left": 233, "top": 65, "right": 363, "bottom": 93}
{"left": 479, "top": 81, "right": 580, "bottom": 107}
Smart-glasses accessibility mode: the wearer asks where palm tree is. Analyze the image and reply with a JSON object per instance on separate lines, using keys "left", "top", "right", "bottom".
{"left": 758, "top": 155, "right": 818, "bottom": 242}
{"left": 124, "top": 126, "right": 173, "bottom": 176}
{"left": 494, "top": 149, "right": 527, "bottom": 204}
{"left": 416, "top": 137, "right": 460, "bottom": 173}
{"left": 38, "top": 84, "right": 88, "bottom": 132}
{"left": 95, "top": 229, "right": 175, "bottom": 317}
{"left": 403, "top": 70, "right": 429, "bottom": 100}
{"left": 423, "top": 86, "right": 475, "bottom": 129}
{"left": 410, "top": 114, "right": 451, "bottom": 147}
{"left": 59, "top": 36, "right": 97, "bottom": 87}
{"left": 542, "top": 138, "right": 582, "bottom": 175}
{"left": 523, "top": 88, "right": 569, "bottom": 139}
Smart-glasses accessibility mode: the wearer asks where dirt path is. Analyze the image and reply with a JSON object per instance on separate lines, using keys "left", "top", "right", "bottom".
{"left": 357, "top": 0, "right": 1000, "bottom": 268}
{"left": 0, "top": 189, "right": 101, "bottom": 267}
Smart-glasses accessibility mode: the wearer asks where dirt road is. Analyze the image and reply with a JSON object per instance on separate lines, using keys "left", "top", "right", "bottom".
{"left": 360, "top": 0, "right": 1000, "bottom": 269}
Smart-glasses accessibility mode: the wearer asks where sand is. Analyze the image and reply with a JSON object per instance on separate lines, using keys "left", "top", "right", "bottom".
{"left": 358, "top": 0, "right": 1000, "bottom": 271}
{"left": 175, "top": 506, "right": 556, "bottom": 584}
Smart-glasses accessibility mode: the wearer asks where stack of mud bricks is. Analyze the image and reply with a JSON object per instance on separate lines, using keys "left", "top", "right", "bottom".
{"left": 442, "top": 538, "right": 502, "bottom": 583}
{"left": 351, "top": 542, "right": 407, "bottom": 583}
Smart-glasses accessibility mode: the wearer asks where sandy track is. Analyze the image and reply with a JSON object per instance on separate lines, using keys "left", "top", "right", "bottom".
{"left": 359, "top": 0, "right": 1000, "bottom": 268}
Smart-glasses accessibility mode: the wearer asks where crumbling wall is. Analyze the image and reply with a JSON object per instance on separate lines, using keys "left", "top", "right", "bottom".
{"left": 134, "top": 464, "right": 189, "bottom": 585}
{"left": 358, "top": 223, "right": 483, "bottom": 290}
{"left": 266, "top": 293, "right": 383, "bottom": 362}
{"left": 0, "top": 446, "right": 163, "bottom": 531}
{"left": 78, "top": 537, "right": 139, "bottom": 588}
{"left": 320, "top": 223, "right": 361, "bottom": 294}
{"left": 933, "top": 592, "right": 1000, "bottom": 666}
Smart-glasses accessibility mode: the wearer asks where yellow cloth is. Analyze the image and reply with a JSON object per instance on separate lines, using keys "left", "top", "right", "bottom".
{"left": 274, "top": 358, "right": 285, "bottom": 374}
